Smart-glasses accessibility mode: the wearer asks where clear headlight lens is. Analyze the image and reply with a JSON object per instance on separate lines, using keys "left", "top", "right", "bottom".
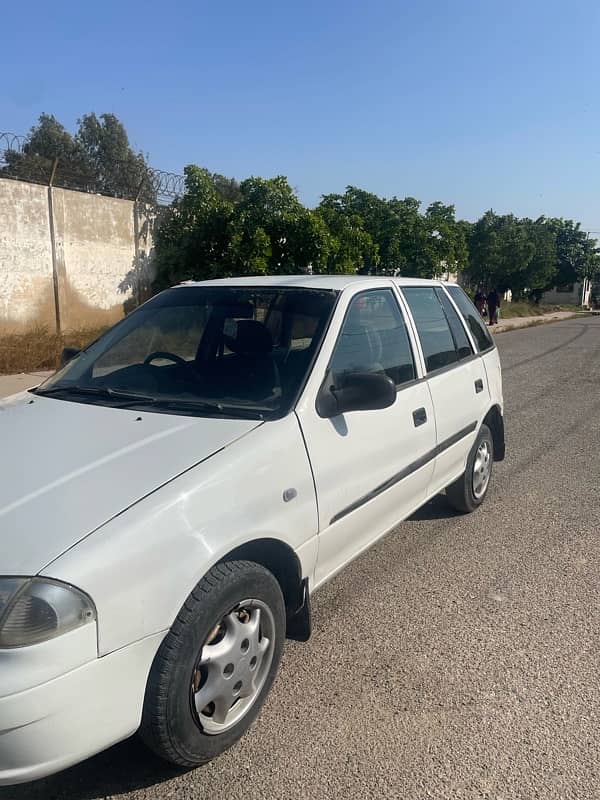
{"left": 0, "top": 578, "right": 96, "bottom": 648}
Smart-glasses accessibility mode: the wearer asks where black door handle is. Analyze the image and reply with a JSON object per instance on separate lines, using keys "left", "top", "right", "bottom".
{"left": 475, "top": 379, "right": 484, "bottom": 393}
{"left": 413, "top": 407, "right": 427, "bottom": 427}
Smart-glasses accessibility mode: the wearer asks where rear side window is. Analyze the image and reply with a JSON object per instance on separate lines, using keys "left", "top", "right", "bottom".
{"left": 434, "top": 288, "right": 473, "bottom": 360}
{"left": 330, "top": 289, "right": 416, "bottom": 387}
{"left": 446, "top": 285, "right": 494, "bottom": 352}
{"left": 402, "top": 287, "right": 461, "bottom": 372}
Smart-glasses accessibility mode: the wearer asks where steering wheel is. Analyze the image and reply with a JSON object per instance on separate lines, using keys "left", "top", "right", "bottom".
{"left": 143, "top": 351, "right": 187, "bottom": 366}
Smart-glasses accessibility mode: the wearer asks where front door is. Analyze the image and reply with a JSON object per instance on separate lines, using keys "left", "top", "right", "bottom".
{"left": 296, "top": 286, "right": 437, "bottom": 589}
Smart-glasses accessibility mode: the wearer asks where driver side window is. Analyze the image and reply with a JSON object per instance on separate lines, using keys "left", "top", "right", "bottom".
{"left": 329, "top": 289, "right": 417, "bottom": 387}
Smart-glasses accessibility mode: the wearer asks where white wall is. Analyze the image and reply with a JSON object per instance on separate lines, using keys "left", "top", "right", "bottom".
{"left": 0, "top": 178, "right": 157, "bottom": 332}
{"left": 0, "top": 180, "right": 55, "bottom": 331}
{"left": 541, "top": 283, "right": 582, "bottom": 306}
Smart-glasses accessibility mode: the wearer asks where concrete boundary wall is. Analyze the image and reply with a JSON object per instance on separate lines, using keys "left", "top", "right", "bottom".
{"left": 0, "top": 178, "right": 157, "bottom": 332}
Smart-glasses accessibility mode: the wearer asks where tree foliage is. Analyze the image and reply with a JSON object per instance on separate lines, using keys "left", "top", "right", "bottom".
{"left": 315, "top": 189, "right": 467, "bottom": 278}
{"left": 152, "top": 166, "right": 235, "bottom": 290}
{"left": 8, "top": 116, "right": 596, "bottom": 294}
{"left": 544, "top": 218, "right": 600, "bottom": 285}
{"left": 153, "top": 169, "right": 599, "bottom": 294}
{"left": 465, "top": 212, "right": 600, "bottom": 297}
{"left": 3, "top": 113, "right": 153, "bottom": 201}
{"left": 153, "top": 170, "right": 337, "bottom": 289}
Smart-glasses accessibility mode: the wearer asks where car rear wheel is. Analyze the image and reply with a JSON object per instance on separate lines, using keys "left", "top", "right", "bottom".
{"left": 445, "top": 423, "right": 493, "bottom": 513}
{"left": 140, "top": 560, "right": 285, "bottom": 768}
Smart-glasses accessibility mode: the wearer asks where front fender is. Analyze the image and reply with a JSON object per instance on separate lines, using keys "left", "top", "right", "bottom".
{"left": 43, "top": 415, "right": 318, "bottom": 655}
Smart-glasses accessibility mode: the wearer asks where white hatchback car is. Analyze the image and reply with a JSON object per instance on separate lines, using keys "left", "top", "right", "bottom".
{"left": 0, "top": 276, "right": 504, "bottom": 784}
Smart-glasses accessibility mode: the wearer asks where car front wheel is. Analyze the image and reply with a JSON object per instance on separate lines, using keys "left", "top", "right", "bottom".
{"left": 140, "top": 560, "right": 285, "bottom": 768}
{"left": 445, "top": 423, "right": 494, "bottom": 513}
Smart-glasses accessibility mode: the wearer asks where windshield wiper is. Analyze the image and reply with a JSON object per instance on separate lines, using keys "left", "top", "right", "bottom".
{"left": 33, "top": 385, "right": 156, "bottom": 403}
{"left": 132, "top": 398, "right": 265, "bottom": 420}
{"left": 33, "top": 385, "right": 265, "bottom": 419}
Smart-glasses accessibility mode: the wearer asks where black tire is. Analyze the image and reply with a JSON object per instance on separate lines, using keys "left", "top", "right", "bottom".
{"left": 445, "top": 423, "right": 494, "bottom": 514}
{"left": 140, "top": 560, "right": 285, "bottom": 768}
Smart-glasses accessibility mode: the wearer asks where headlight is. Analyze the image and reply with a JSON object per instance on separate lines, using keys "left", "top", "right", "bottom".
{"left": 0, "top": 577, "right": 96, "bottom": 648}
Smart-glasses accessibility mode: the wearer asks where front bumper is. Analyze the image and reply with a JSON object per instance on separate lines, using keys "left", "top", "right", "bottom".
{"left": 0, "top": 631, "right": 165, "bottom": 786}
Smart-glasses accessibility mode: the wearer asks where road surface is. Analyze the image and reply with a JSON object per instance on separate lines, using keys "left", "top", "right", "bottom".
{"left": 3, "top": 316, "right": 600, "bottom": 800}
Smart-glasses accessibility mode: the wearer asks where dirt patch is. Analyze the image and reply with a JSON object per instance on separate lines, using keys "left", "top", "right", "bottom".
{"left": 0, "top": 271, "right": 131, "bottom": 335}
{"left": 0, "top": 326, "right": 108, "bottom": 374}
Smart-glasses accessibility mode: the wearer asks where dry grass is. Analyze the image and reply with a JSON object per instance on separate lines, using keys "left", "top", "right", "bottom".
{"left": 499, "top": 302, "right": 578, "bottom": 320}
{"left": 0, "top": 326, "right": 108, "bottom": 375}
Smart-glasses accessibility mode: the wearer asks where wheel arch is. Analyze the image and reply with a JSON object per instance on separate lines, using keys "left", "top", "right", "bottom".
{"left": 221, "top": 538, "right": 311, "bottom": 642}
{"left": 482, "top": 404, "right": 505, "bottom": 461}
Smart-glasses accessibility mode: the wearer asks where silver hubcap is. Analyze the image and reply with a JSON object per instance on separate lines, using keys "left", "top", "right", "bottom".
{"left": 191, "top": 599, "right": 275, "bottom": 735}
{"left": 472, "top": 439, "right": 491, "bottom": 499}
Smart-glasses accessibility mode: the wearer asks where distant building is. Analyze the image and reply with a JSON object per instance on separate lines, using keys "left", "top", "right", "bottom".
{"left": 542, "top": 280, "right": 592, "bottom": 307}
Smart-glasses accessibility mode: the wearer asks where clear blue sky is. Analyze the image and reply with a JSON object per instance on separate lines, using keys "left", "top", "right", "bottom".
{"left": 2, "top": 0, "right": 599, "bottom": 229}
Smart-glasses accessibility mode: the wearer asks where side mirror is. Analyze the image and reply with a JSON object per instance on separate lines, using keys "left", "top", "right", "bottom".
{"left": 316, "top": 371, "right": 396, "bottom": 418}
{"left": 60, "top": 346, "right": 81, "bottom": 367}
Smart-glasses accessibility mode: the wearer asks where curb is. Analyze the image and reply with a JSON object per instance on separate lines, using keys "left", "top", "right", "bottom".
{"left": 493, "top": 312, "right": 583, "bottom": 335}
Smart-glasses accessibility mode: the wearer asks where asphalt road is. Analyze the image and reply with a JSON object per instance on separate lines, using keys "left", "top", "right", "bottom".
{"left": 3, "top": 316, "right": 600, "bottom": 800}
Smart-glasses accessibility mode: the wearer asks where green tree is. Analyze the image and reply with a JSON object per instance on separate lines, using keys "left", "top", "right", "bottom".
{"left": 467, "top": 211, "right": 537, "bottom": 294}
{"left": 520, "top": 218, "right": 558, "bottom": 299}
{"left": 210, "top": 172, "right": 242, "bottom": 204}
{"left": 317, "top": 194, "right": 378, "bottom": 273}
{"left": 229, "top": 176, "right": 330, "bottom": 274}
{"left": 316, "top": 190, "right": 466, "bottom": 278}
{"left": 153, "top": 165, "right": 234, "bottom": 290}
{"left": 2, "top": 114, "right": 92, "bottom": 185}
{"left": 76, "top": 113, "right": 152, "bottom": 200}
{"left": 2, "top": 112, "right": 153, "bottom": 200}
{"left": 384, "top": 196, "right": 426, "bottom": 275}
{"left": 544, "top": 218, "right": 600, "bottom": 286}
{"left": 153, "top": 171, "right": 333, "bottom": 289}
{"left": 421, "top": 202, "right": 469, "bottom": 279}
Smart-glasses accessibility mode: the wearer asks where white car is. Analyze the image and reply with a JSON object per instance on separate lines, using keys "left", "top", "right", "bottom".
{"left": 0, "top": 276, "right": 504, "bottom": 784}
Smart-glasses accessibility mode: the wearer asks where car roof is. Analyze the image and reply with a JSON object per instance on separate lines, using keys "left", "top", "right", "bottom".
{"left": 175, "top": 275, "right": 445, "bottom": 291}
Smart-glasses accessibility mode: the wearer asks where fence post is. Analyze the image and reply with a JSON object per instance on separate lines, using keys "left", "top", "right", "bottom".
{"left": 131, "top": 177, "right": 148, "bottom": 307}
{"left": 47, "top": 159, "right": 67, "bottom": 334}
{"left": 132, "top": 202, "right": 141, "bottom": 307}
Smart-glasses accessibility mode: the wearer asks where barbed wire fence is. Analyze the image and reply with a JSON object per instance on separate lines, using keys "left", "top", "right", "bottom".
{"left": 0, "top": 131, "right": 184, "bottom": 205}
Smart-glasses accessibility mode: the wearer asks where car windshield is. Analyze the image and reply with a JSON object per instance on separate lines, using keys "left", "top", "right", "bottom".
{"left": 36, "top": 286, "right": 338, "bottom": 419}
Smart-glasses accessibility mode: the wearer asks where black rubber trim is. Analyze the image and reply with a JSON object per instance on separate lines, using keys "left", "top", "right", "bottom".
{"left": 329, "top": 421, "right": 478, "bottom": 524}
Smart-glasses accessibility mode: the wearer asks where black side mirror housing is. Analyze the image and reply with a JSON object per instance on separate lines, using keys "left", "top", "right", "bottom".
{"left": 60, "top": 346, "right": 81, "bottom": 367}
{"left": 316, "top": 371, "right": 396, "bottom": 418}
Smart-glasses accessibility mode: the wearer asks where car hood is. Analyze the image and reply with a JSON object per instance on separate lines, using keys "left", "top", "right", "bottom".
{"left": 0, "top": 393, "right": 261, "bottom": 574}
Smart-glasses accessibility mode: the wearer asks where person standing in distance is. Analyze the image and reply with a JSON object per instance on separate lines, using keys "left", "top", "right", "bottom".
{"left": 487, "top": 288, "right": 501, "bottom": 326}
{"left": 474, "top": 287, "right": 487, "bottom": 317}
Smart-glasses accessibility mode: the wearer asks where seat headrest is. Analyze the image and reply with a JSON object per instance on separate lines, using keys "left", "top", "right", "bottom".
{"left": 227, "top": 320, "right": 273, "bottom": 356}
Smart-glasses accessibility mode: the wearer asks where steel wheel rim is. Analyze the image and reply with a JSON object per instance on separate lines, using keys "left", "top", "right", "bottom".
{"left": 472, "top": 439, "right": 491, "bottom": 499}
{"left": 191, "top": 599, "right": 275, "bottom": 735}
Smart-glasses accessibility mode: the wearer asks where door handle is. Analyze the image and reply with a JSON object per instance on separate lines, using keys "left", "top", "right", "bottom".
{"left": 413, "top": 407, "right": 427, "bottom": 427}
{"left": 475, "top": 379, "right": 484, "bottom": 393}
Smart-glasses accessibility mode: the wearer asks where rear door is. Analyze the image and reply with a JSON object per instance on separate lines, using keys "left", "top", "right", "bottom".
{"left": 400, "top": 286, "right": 490, "bottom": 494}
{"left": 296, "top": 286, "right": 436, "bottom": 588}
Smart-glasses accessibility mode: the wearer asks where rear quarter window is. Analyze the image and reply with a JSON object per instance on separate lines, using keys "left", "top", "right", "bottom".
{"left": 401, "top": 287, "right": 459, "bottom": 373}
{"left": 446, "top": 286, "right": 494, "bottom": 352}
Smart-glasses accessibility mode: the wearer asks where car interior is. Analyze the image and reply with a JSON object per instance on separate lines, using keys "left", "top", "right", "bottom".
{"left": 88, "top": 289, "right": 336, "bottom": 411}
